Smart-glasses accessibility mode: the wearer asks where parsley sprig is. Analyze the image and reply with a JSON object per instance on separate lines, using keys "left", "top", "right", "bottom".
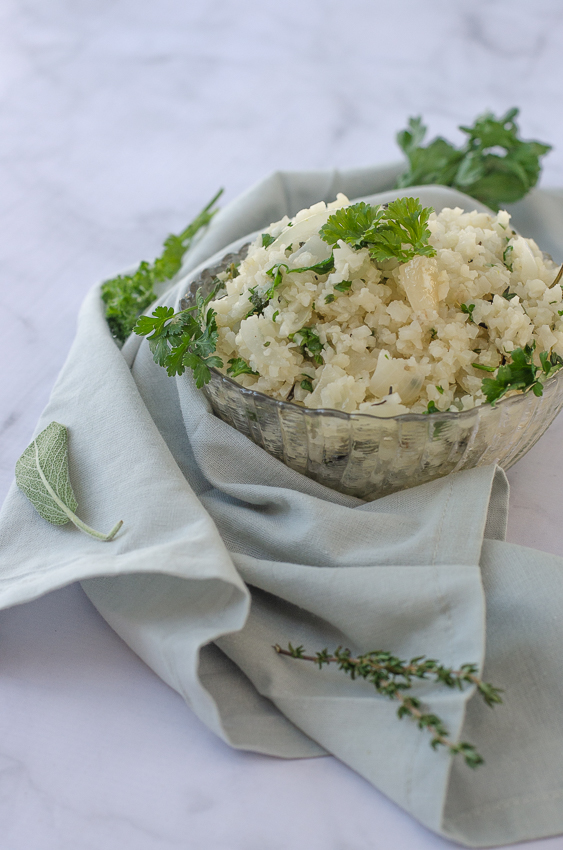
{"left": 275, "top": 643, "right": 503, "bottom": 768}
{"left": 319, "top": 198, "right": 436, "bottom": 264}
{"left": 396, "top": 109, "right": 551, "bottom": 212}
{"left": 101, "top": 189, "right": 223, "bottom": 343}
{"left": 479, "top": 343, "right": 563, "bottom": 404}
{"left": 134, "top": 280, "right": 224, "bottom": 387}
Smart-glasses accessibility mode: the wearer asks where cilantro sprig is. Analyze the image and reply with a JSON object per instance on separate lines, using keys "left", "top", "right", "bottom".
{"left": 396, "top": 109, "right": 551, "bottom": 212}
{"left": 319, "top": 198, "right": 436, "bottom": 264}
{"left": 102, "top": 189, "right": 223, "bottom": 343}
{"left": 134, "top": 281, "right": 224, "bottom": 387}
{"left": 479, "top": 344, "right": 563, "bottom": 404}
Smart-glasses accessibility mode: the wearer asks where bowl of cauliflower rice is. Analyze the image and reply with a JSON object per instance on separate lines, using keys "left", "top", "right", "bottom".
{"left": 171, "top": 186, "right": 563, "bottom": 499}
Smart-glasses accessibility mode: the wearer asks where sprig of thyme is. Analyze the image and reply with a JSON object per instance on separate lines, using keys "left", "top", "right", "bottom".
{"left": 274, "top": 643, "right": 503, "bottom": 768}
{"left": 102, "top": 189, "right": 223, "bottom": 342}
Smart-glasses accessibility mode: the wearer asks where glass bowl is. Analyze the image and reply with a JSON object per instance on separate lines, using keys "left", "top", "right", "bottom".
{"left": 178, "top": 224, "right": 563, "bottom": 501}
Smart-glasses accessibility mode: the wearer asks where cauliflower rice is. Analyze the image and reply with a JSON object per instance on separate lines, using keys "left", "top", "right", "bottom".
{"left": 209, "top": 195, "right": 563, "bottom": 417}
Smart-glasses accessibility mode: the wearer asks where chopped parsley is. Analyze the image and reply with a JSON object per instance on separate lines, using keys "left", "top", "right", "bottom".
{"left": 289, "top": 327, "right": 324, "bottom": 365}
{"left": 227, "top": 358, "right": 258, "bottom": 378}
{"left": 502, "top": 287, "right": 517, "bottom": 300}
{"left": 334, "top": 280, "right": 353, "bottom": 292}
{"left": 424, "top": 401, "right": 439, "bottom": 414}
{"left": 324, "top": 294, "right": 336, "bottom": 304}
{"left": 300, "top": 374, "right": 314, "bottom": 393}
{"left": 395, "top": 109, "right": 551, "bottom": 211}
{"left": 436, "top": 385, "right": 444, "bottom": 394}
{"left": 503, "top": 243, "right": 514, "bottom": 272}
{"left": 480, "top": 344, "right": 563, "bottom": 404}
{"left": 261, "top": 233, "right": 276, "bottom": 248}
{"left": 460, "top": 303, "right": 476, "bottom": 322}
{"left": 320, "top": 198, "right": 436, "bottom": 265}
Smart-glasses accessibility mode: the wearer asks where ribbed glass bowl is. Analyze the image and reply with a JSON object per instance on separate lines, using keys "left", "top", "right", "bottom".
{"left": 179, "top": 242, "right": 563, "bottom": 501}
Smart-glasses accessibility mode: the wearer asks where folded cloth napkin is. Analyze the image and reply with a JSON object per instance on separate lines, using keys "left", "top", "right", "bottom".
{"left": 2, "top": 166, "right": 563, "bottom": 848}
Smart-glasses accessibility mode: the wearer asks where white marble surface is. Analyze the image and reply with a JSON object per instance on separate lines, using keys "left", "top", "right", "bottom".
{"left": 2, "top": 1, "right": 563, "bottom": 847}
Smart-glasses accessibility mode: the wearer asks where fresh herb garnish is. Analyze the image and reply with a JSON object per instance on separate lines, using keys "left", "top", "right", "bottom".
{"left": 134, "top": 280, "right": 224, "bottom": 387}
{"left": 15, "top": 422, "right": 123, "bottom": 541}
{"left": 472, "top": 362, "right": 496, "bottom": 372}
{"left": 227, "top": 358, "right": 258, "bottom": 378}
{"left": 275, "top": 643, "right": 503, "bottom": 768}
{"left": 424, "top": 400, "right": 439, "bottom": 414}
{"left": 460, "top": 303, "right": 476, "bottom": 322}
{"left": 324, "top": 293, "right": 336, "bottom": 304}
{"left": 503, "top": 243, "right": 514, "bottom": 272}
{"left": 436, "top": 385, "right": 444, "bottom": 394}
{"left": 300, "top": 375, "right": 314, "bottom": 392}
{"left": 248, "top": 255, "right": 336, "bottom": 316}
{"left": 502, "top": 287, "right": 517, "bottom": 300}
{"left": 261, "top": 233, "right": 276, "bottom": 248}
{"left": 480, "top": 344, "right": 563, "bottom": 404}
{"left": 395, "top": 109, "right": 551, "bottom": 211}
{"left": 289, "top": 326, "right": 324, "bottom": 365}
{"left": 320, "top": 198, "right": 436, "bottom": 264}
{"left": 334, "top": 280, "right": 353, "bottom": 292}
{"left": 101, "top": 189, "right": 223, "bottom": 343}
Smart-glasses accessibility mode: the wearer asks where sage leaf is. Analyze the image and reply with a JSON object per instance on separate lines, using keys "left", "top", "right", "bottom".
{"left": 15, "top": 421, "right": 123, "bottom": 541}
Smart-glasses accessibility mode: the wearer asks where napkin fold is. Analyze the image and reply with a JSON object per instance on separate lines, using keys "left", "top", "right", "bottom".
{"left": 1, "top": 166, "right": 563, "bottom": 847}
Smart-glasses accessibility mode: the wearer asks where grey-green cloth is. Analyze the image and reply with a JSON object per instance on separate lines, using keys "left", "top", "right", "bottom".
{"left": 1, "top": 166, "right": 563, "bottom": 847}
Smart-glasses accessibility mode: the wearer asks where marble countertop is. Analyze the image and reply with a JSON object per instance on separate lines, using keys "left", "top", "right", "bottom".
{"left": 2, "top": 1, "right": 563, "bottom": 847}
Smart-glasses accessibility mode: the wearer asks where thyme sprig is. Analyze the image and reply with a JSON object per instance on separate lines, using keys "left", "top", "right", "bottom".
{"left": 274, "top": 643, "right": 503, "bottom": 768}
{"left": 102, "top": 189, "right": 223, "bottom": 342}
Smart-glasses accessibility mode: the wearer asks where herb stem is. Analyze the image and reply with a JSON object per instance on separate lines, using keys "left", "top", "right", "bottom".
{"left": 34, "top": 442, "right": 123, "bottom": 541}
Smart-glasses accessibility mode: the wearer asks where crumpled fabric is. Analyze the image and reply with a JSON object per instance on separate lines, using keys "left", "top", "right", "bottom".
{"left": 1, "top": 167, "right": 563, "bottom": 847}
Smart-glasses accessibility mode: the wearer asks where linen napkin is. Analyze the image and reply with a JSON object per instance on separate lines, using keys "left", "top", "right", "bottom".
{"left": 1, "top": 166, "right": 563, "bottom": 847}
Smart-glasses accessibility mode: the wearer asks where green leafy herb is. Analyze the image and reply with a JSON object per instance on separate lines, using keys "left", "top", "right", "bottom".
{"left": 472, "top": 362, "right": 496, "bottom": 372}
{"left": 460, "top": 303, "right": 476, "bottom": 322}
{"left": 134, "top": 280, "right": 225, "bottom": 387}
{"left": 395, "top": 109, "right": 551, "bottom": 211}
{"left": 320, "top": 198, "right": 436, "bottom": 265}
{"left": 481, "top": 344, "right": 563, "bottom": 404}
{"left": 334, "top": 280, "right": 353, "bottom": 293}
{"left": 289, "top": 326, "right": 324, "bottom": 365}
{"left": 436, "top": 385, "right": 444, "bottom": 394}
{"left": 274, "top": 644, "right": 503, "bottom": 768}
{"left": 101, "top": 189, "right": 223, "bottom": 343}
{"left": 227, "top": 357, "right": 258, "bottom": 378}
{"left": 261, "top": 233, "right": 276, "bottom": 248}
{"left": 324, "top": 293, "right": 336, "bottom": 304}
{"left": 503, "top": 243, "right": 514, "bottom": 271}
{"left": 424, "top": 400, "right": 439, "bottom": 414}
{"left": 300, "top": 376, "right": 314, "bottom": 392}
{"left": 319, "top": 202, "right": 385, "bottom": 248}
{"left": 15, "top": 422, "right": 123, "bottom": 541}
{"left": 248, "top": 255, "right": 336, "bottom": 316}
{"left": 430, "top": 328, "right": 438, "bottom": 340}
{"left": 502, "top": 287, "right": 517, "bottom": 300}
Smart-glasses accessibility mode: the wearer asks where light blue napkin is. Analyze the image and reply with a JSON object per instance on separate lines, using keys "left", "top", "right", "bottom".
{"left": 1, "top": 166, "right": 563, "bottom": 847}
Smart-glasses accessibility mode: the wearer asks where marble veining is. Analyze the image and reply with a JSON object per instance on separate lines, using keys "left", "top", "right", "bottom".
{"left": 2, "top": 1, "right": 563, "bottom": 847}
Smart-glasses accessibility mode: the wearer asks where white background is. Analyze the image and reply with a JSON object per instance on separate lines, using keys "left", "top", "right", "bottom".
{"left": 2, "top": 1, "right": 563, "bottom": 847}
